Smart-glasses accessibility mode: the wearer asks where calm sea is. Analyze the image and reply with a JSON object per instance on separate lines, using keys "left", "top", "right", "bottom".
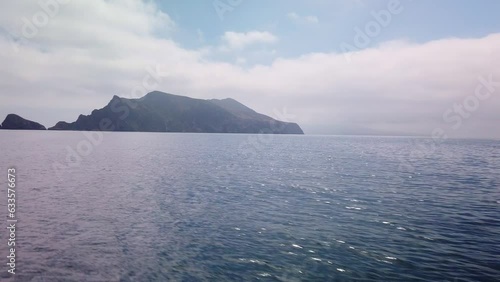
{"left": 0, "top": 131, "right": 499, "bottom": 281}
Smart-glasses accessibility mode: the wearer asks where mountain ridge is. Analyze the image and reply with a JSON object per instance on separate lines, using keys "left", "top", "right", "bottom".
{"left": 47, "top": 91, "right": 304, "bottom": 134}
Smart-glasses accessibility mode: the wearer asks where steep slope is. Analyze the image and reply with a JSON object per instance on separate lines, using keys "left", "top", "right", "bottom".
{"left": 209, "top": 98, "right": 304, "bottom": 134}
{"left": 1, "top": 114, "right": 46, "bottom": 130}
{"left": 49, "top": 91, "right": 304, "bottom": 134}
{"left": 209, "top": 98, "right": 266, "bottom": 120}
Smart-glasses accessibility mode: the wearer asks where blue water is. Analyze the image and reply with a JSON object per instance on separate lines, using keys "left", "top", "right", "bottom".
{"left": 0, "top": 131, "right": 499, "bottom": 281}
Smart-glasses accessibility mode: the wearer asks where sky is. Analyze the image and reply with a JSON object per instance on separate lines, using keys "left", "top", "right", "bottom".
{"left": 0, "top": 0, "right": 499, "bottom": 138}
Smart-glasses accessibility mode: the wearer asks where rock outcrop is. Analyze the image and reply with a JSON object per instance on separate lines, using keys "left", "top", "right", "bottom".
{"left": 1, "top": 114, "right": 46, "bottom": 130}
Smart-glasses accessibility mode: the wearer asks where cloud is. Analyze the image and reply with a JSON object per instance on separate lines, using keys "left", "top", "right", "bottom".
{"left": 0, "top": 1, "right": 499, "bottom": 138}
{"left": 220, "top": 31, "right": 278, "bottom": 50}
{"left": 235, "top": 57, "right": 246, "bottom": 65}
{"left": 287, "top": 12, "right": 319, "bottom": 24}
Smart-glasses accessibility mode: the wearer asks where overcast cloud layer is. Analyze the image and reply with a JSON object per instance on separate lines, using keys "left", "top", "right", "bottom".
{"left": 0, "top": 0, "right": 499, "bottom": 138}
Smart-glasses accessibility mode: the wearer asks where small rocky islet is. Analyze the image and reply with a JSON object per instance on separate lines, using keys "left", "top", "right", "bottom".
{"left": 1, "top": 91, "right": 304, "bottom": 134}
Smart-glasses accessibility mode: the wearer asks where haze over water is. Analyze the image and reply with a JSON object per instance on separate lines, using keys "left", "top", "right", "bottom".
{"left": 1, "top": 131, "right": 499, "bottom": 281}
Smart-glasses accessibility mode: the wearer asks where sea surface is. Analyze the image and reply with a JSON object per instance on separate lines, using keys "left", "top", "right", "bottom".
{"left": 0, "top": 131, "right": 499, "bottom": 281}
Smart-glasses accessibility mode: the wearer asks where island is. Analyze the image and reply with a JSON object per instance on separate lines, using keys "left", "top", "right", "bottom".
{"left": 47, "top": 91, "right": 304, "bottom": 134}
{"left": 1, "top": 114, "right": 47, "bottom": 130}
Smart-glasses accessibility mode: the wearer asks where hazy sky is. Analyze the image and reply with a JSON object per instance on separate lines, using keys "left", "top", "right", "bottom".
{"left": 0, "top": 0, "right": 499, "bottom": 138}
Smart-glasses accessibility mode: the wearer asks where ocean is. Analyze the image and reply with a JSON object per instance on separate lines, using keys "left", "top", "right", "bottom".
{"left": 0, "top": 131, "right": 499, "bottom": 281}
